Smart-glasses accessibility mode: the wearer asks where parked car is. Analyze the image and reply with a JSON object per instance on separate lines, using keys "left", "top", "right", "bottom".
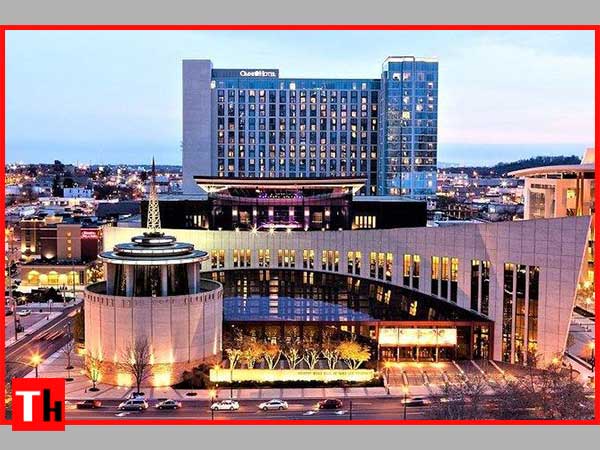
{"left": 401, "top": 397, "right": 431, "bottom": 407}
{"left": 155, "top": 399, "right": 182, "bottom": 410}
{"left": 317, "top": 399, "right": 343, "bottom": 410}
{"left": 17, "top": 309, "right": 31, "bottom": 317}
{"left": 117, "top": 399, "right": 148, "bottom": 411}
{"left": 5, "top": 308, "right": 13, "bottom": 316}
{"left": 210, "top": 399, "right": 240, "bottom": 411}
{"left": 258, "top": 399, "right": 289, "bottom": 411}
{"left": 76, "top": 399, "right": 102, "bottom": 409}
{"left": 128, "top": 392, "right": 145, "bottom": 400}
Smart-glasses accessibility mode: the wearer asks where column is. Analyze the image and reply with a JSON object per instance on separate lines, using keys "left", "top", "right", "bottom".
{"left": 125, "top": 265, "right": 134, "bottom": 297}
{"left": 161, "top": 266, "right": 168, "bottom": 296}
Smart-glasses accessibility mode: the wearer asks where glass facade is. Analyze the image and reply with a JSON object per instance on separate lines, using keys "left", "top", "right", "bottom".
{"left": 203, "top": 57, "right": 438, "bottom": 199}
{"left": 502, "top": 262, "right": 540, "bottom": 364}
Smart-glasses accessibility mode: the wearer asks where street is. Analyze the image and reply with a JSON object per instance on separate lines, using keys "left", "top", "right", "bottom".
{"left": 65, "top": 397, "right": 428, "bottom": 421}
{"left": 4, "top": 304, "right": 80, "bottom": 379}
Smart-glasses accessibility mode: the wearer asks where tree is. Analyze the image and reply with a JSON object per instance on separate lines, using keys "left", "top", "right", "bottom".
{"left": 62, "top": 339, "right": 76, "bottom": 380}
{"left": 303, "top": 344, "right": 320, "bottom": 370}
{"left": 263, "top": 343, "right": 281, "bottom": 370}
{"left": 242, "top": 340, "right": 264, "bottom": 369}
{"left": 84, "top": 353, "right": 103, "bottom": 391}
{"left": 72, "top": 309, "right": 85, "bottom": 343}
{"left": 119, "top": 337, "right": 152, "bottom": 395}
{"left": 493, "top": 361, "right": 594, "bottom": 420}
{"left": 337, "top": 341, "right": 371, "bottom": 370}
{"left": 225, "top": 348, "right": 243, "bottom": 370}
{"left": 428, "top": 375, "right": 489, "bottom": 420}
{"left": 321, "top": 341, "right": 341, "bottom": 370}
{"left": 282, "top": 342, "right": 303, "bottom": 370}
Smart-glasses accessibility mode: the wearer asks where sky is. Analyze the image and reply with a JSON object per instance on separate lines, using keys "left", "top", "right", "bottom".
{"left": 5, "top": 30, "right": 595, "bottom": 166}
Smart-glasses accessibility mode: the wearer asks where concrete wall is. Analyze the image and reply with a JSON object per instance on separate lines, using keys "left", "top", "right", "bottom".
{"left": 84, "top": 280, "right": 223, "bottom": 385}
{"left": 103, "top": 216, "right": 591, "bottom": 365}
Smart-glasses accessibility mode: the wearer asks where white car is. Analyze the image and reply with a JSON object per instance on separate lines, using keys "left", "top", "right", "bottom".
{"left": 258, "top": 399, "right": 289, "bottom": 411}
{"left": 117, "top": 398, "right": 149, "bottom": 411}
{"left": 210, "top": 399, "right": 240, "bottom": 411}
{"left": 17, "top": 309, "right": 31, "bottom": 317}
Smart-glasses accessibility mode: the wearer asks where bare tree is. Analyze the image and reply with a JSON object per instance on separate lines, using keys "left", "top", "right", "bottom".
{"left": 62, "top": 340, "right": 75, "bottom": 370}
{"left": 322, "top": 341, "right": 340, "bottom": 370}
{"left": 225, "top": 348, "right": 243, "bottom": 370}
{"left": 428, "top": 375, "right": 490, "bottom": 420}
{"left": 303, "top": 344, "right": 321, "bottom": 369}
{"left": 62, "top": 339, "right": 76, "bottom": 381}
{"left": 242, "top": 340, "right": 264, "bottom": 369}
{"left": 263, "top": 343, "right": 281, "bottom": 370}
{"left": 119, "top": 337, "right": 152, "bottom": 395}
{"left": 282, "top": 342, "right": 303, "bottom": 370}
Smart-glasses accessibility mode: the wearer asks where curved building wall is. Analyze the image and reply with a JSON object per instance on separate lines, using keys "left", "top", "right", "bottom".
{"left": 84, "top": 279, "right": 223, "bottom": 386}
{"left": 102, "top": 216, "right": 591, "bottom": 366}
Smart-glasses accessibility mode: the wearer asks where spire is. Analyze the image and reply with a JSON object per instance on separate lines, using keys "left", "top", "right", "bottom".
{"left": 147, "top": 157, "right": 162, "bottom": 234}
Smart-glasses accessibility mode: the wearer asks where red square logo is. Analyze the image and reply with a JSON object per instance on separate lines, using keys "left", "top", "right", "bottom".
{"left": 12, "top": 378, "right": 65, "bottom": 431}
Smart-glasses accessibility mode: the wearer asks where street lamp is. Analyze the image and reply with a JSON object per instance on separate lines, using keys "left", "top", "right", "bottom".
{"left": 30, "top": 353, "right": 42, "bottom": 378}
{"left": 589, "top": 341, "right": 595, "bottom": 372}
{"left": 402, "top": 385, "right": 409, "bottom": 420}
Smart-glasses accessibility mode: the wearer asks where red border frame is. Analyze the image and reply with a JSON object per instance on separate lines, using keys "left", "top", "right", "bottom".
{"left": 0, "top": 24, "right": 598, "bottom": 427}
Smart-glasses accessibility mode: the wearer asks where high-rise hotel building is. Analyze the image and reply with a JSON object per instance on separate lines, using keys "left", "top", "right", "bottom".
{"left": 182, "top": 57, "right": 438, "bottom": 198}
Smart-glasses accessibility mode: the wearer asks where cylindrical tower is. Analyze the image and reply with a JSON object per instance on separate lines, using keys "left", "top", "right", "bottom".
{"left": 83, "top": 160, "right": 223, "bottom": 387}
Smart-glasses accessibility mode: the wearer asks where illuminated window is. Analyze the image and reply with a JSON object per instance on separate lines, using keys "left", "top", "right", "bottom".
{"left": 211, "top": 250, "right": 225, "bottom": 269}
{"left": 303, "top": 249, "right": 314, "bottom": 269}
{"left": 431, "top": 256, "right": 440, "bottom": 296}
{"left": 258, "top": 249, "right": 270, "bottom": 268}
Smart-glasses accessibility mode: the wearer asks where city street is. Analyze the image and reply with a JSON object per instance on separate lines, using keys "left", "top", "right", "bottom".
{"left": 65, "top": 397, "right": 428, "bottom": 421}
{"left": 4, "top": 304, "right": 80, "bottom": 379}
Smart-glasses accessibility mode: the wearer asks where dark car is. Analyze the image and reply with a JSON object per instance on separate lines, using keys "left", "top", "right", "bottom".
{"left": 5, "top": 308, "right": 13, "bottom": 316}
{"left": 317, "top": 399, "right": 343, "bottom": 410}
{"left": 401, "top": 397, "right": 431, "bottom": 407}
{"left": 76, "top": 399, "right": 102, "bottom": 409}
{"left": 155, "top": 399, "right": 182, "bottom": 410}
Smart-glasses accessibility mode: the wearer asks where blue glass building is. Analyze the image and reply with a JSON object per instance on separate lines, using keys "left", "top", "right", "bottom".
{"left": 182, "top": 57, "right": 438, "bottom": 198}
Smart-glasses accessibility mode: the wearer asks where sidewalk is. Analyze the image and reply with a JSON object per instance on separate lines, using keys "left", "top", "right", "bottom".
{"left": 30, "top": 344, "right": 400, "bottom": 402}
{"left": 5, "top": 311, "right": 62, "bottom": 347}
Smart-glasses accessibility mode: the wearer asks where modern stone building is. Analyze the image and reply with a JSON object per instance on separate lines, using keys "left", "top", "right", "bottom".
{"left": 103, "top": 213, "right": 591, "bottom": 367}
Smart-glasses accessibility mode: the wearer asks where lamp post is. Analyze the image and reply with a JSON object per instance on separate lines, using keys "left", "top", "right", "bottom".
{"left": 31, "top": 353, "right": 42, "bottom": 378}
{"left": 402, "top": 385, "right": 409, "bottom": 420}
{"left": 589, "top": 341, "right": 595, "bottom": 372}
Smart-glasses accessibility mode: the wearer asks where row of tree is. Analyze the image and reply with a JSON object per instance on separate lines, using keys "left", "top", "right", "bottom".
{"left": 427, "top": 362, "right": 594, "bottom": 420}
{"left": 224, "top": 335, "right": 371, "bottom": 371}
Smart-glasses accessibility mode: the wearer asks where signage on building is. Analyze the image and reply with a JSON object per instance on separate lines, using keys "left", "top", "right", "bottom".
{"left": 378, "top": 328, "right": 457, "bottom": 346}
{"left": 210, "top": 368, "right": 375, "bottom": 383}
{"left": 212, "top": 68, "right": 279, "bottom": 79}
{"left": 80, "top": 230, "right": 98, "bottom": 240}
{"left": 239, "top": 69, "right": 277, "bottom": 77}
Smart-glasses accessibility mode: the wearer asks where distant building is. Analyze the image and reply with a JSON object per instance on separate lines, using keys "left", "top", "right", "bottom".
{"left": 63, "top": 187, "right": 93, "bottom": 198}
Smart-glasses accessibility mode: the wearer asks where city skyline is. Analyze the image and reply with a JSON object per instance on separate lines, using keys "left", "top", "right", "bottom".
{"left": 5, "top": 30, "right": 595, "bottom": 166}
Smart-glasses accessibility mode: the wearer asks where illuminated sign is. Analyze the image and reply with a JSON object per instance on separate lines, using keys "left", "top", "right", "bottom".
{"left": 378, "top": 328, "right": 457, "bottom": 347}
{"left": 80, "top": 230, "right": 98, "bottom": 240}
{"left": 210, "top": 368, "right": 375, "bottom": 383}
{"left": 239, "top": 70, "right": 277, "bottom": 77}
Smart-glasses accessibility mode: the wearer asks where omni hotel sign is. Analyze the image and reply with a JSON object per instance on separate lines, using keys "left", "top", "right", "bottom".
{"left": 378, "top": 328, "right": 457, "bottom": 347}
{"left": 239, "top": 69, "right": 277, "bottom": 77}
{"left": 212, "top": 68, "right": 279, "bottom": 78}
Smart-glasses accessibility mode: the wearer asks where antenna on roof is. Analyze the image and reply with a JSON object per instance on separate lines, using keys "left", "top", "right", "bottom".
{"left": 146, "top": 157, "right": 162, "bottom": 234}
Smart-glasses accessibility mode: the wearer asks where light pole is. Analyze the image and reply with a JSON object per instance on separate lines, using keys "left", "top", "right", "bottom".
{"left": 6, "top": 226, "right": 19, "bottom": 342}
{"left": 402, "top": 385, "right": 409, "bottom": 420}
{"left": 31, "top": 353, "right": 42, "bottom": 378}
{"left": 589, "top": 341, "right": 595, "bottom": 372}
